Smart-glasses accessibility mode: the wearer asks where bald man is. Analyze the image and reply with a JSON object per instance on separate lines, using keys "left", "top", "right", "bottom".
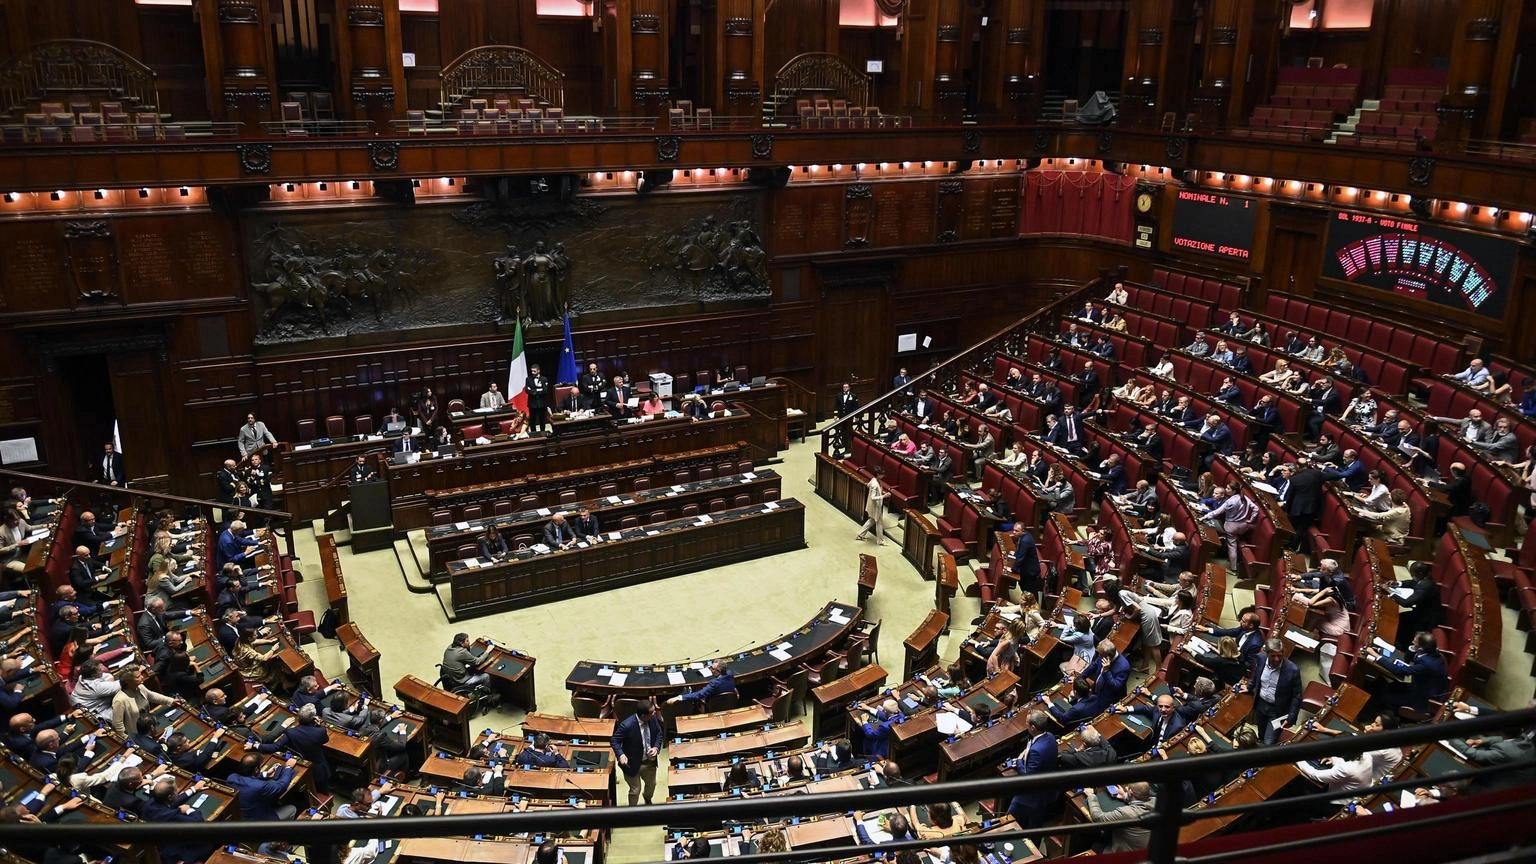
{"left": 69, "top": 545, "right": 111, "bottom": 602}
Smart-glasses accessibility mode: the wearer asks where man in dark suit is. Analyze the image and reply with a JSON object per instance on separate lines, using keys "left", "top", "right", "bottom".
{"left": 604, "top": 375, "right": 634, "bottom": 418}
{"left": 99, "top": 442, "right": 126, "bottom": 487}
{"left": 392, "top": 433, "right": 420, "bottom": 456}
{"left": 1170, "top": 397, "right": 1200, "bottom": 429}
{"left": 137, "top": 597, "right": 170, "bottom": 655}
{"left": 1057, "top": 725, "right": 1116, "bottom": 768}
{"left": 611, "top": 702, "right": 663, "bottom": 805}
{"left": 1202, "top": 607, "right": 1266, "bottom": 670}
{"left": 892, "top": 368, "right": 912, "bottom": 402}
{"left": 835, "top": 383, "right": 859, "bottom": 418}
{"left": 1199, "top": 414, "right": 1233, "bottom": 468}
{"left": 578, "top": 362, "right": 606, "bottom": 410}
{"left": 168, "top": 729, "right": 223, "bottom": 772}
{"left": 1385, "top": 561, "right": 1443, "bottom": 649}
{"left": 1076, "top": 362, "right": 1100, "bottom": 408}
{"left": 1304, "top": 377, "right": 1340, "bottom": 440}
{"left": 257, "top": 703, "right": 332, "bottom": 791}
{"left": 460, "top": 764, "right": 507, "bottom": 795}
{"left": 912, "top": 390, "right": 937, "bottom": 423}
{"left": 572, "top": 507, "right": 601, "bottom": 541}
{"left": 1250, "top": 395, "right": 1282, "bottom": 444}
{"left": 1139, "top": 531, "right": 1189, "bottom": 583}
{"left": 225, "top": 755, "right": 298, "bottom": 821}
{"left": 69, "top": 546, "right": 110, "bottom": 602}
{"left": 1004, "top": 710, "right": 1059, "bottom": 828}
{"left": 526, "top": 363, "right": 552, "bottom": 433}
{"left": 927, "top": 450, "right": 954, "bottom": 505}
{"left": 1051, "top": 641, "right": 1131, "bottom": 726}
{"left": 1363, "top": 630, "right": 1449, "bottom": 714}
{"left": 214, "top": 608, "right": 242, "bottom": 655}
{"left": 1278, "top": 462, "right": 1324, "bottom": 553}
{"left": 1098, "top": 453, "right": 1128, "bottom": 496}
{"left": 1110, "top": 692, "right": 1188, "bottom": 752}
{"left": 543, "top": 513, "right": 578, "bottom": 550}
{"left": 346, "top": 455, "right": 377, "bottom": 485}
{"left": 1243, "top": 638, "right": 1301, "bottom": 744}
{"left": 1322, "top": 448, "right": 1366, "bottom": 491}
{"left": 1010, "top": 524, "right": 1041, "bottom": 599}
{"left": 72, "top": 511, "right": 118, "bottom": 558}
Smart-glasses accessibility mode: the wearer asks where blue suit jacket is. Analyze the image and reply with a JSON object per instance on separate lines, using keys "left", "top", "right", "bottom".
{"left": 1201, "top": 423, "right": 1233, "bottom": 456}
{"left": 1212, "top": 626, "right": 1265, "bottom": 669}
{"left": 1383, "top": 649, "right": 1449, "bottom": 711}
{"left": 216, "top": 529, "right": 260, "bottom": 567}
{"left": 1102, "top": 465, "right": 1128, "bottom": 495}
{"left": 259, "top": 723, "right": 331, "bottom": 788}
{"left": 679, "top": 670, "right": 736, "bottom": 704}
{"left": 1011, "top": 531, "right": 1041, "bottom": 584}
{"left": 1009, "top": 733, "right": 1059, "bottom": 808}
{"left": 611, "top": 711, "right": 664, "bottom": 776}
{"left": 1126, "top": 704, "right": 1190, "bottom": 745}
{"left": 859, "top": 708, "right": 904, "bottom": 758}
{"left": 1324, "top": 459, "right": 1367, "bottom": 491}
{"left": 227, "top": 765, "right": 296, "bottom": 821}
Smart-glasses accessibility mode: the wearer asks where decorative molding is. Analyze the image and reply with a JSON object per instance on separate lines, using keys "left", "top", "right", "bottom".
{"left": 217, "top": 0, "right": 260, "bottom": 24}
{"left": 63, "top": 220, "right": 111, "bottom": 240}
{"left": 937, "top": 24, "right": 961, "bottom": 42}
{"left": 843, "top": 237, "right": 870, "bottom": 249}
{"left": 749, "top": 134, "right": 774, "bottom": 160}
{"left": 77, "top": 289, "right": 119, "bottom": 305}
{"left": 724, "top": 17, "right": 753, "bottom": 36}
{"left": 937, "top": 180, "right": 964, "bottom": 195}
{"left": 1032, "top": 128, "right": 1050, "bottom": 152}
{"left": 350, "top": 83, "right": 397, "bottom": 105}
{"left": 1165, "top": 136, "right": 1187, "bottom": 163}
{"left": 937, "top": 230, "right": 959, "bottom": 244}
{"left": 1139, "top": 28, "right": 1163, "bottom": 45}
{"left": 1006, "top": 28, "right": 1030, "bottom": 45}
{"left": 631, "top": 13, "right": 662, "bottom": 33}
{"left": 962, "top": 130, "right": 982, "bottom": 153}
{"left": 369, "top": 141, "right": 401, "bottom": 172}
{"left": 1096, "top": 130, "right": 1114, "bottom": 154}
{"left": 37, "top": 332, "right": 165, "bottom": 370}
{"left": 1407, "top": 156, "right": 1435, "bottom": 187}
{"left": 1466, "top": 17, "right": 1500, "bottom": 40}
{"left": 1210, "top": 25, "right": 1237, "bottom": 45}
{"left": 655, "top": 136, "right": 681, "bottom": 162}
{"left": 223, "top": 87, "right": 272, "bottom": 108}
{"left": 236, "top": 143, "right": 273, "bottom": 175}
{"left": 346, "top": 4, "right": 386, "bottom": 26}
{"left": 845, "top": 183, "right": 873, "bottom": 200}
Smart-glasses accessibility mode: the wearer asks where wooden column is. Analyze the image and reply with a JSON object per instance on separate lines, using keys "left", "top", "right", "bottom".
{"left": 898, "top": 0, "right": 938, "bottom": 114}
{"left": 980, "top": 0, "right": 1043, "bottom": 121}
{"left": 1120, "top": 0, "right": 1172, "bottom": 128}
{"left": 606, "top": 0, "right": 671, "bottom": 115}
{"left": 336, "top": 0, "right": 408, "bottom": 126}
{"left": 703, "top": 0, "right": 766, "bottom": 116}
{"left": 930, "top": 0, "right": 969, "bottom": 121}
{"left": 1191, "top": 0, "right": 1241, "bottom": 130}
{"left": 1439, "top": 0, "right": 1521, "bottom": 142}
{"left": 196, "top": 0, "right": 278, "bottom": 126}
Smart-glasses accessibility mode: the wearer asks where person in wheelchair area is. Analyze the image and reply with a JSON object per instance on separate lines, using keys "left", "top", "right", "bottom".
{"left": 441, "top": 632, "right": 493, "bottom": 693}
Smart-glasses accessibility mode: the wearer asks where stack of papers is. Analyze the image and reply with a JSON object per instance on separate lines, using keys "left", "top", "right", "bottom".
{"left": 1284, "top": 630, "right": 1321, "bottom": 650}
{"left": 608, "top": 673, "right": 628, "bottom": 686}
{"left": 667, "top": 671, "right": 687, "bottom": 686}
{"left": 828, "top": 609, "right": 851, "bottom": 625}
{"left": 1182, "top": 635, "right": 1215, "bottom": 655}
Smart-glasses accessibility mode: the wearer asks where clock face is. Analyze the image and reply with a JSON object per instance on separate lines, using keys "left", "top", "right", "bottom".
{"left": 1136, "top": 192, "right": 1154, "bottom": 214}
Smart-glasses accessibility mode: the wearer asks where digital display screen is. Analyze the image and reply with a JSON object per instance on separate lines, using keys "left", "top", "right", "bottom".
{"left": 1170, "top": 190, "right": 1258, "bottom": 261}
{"left": 1322, "top": 211, "right": 1515, "bottom": 318}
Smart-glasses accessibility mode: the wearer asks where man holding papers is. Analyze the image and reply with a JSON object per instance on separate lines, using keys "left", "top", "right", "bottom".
{"left": 666, "top": 660, "right": 735, "bottom": 707}
{"left": 1242, "top": 638, "right": 1300, "bottom": 745}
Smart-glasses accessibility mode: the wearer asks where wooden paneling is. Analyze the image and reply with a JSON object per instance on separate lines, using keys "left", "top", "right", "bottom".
{"left": 135, "top": 7, "right": 207, "bottom": 121}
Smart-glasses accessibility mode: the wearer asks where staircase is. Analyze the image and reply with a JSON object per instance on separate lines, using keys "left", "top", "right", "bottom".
{"left": 1042, "top": 89, "right": 1121, "bottom": 123}
{"left": 1327, "top": 97, "right": 1379, "bottom": 144}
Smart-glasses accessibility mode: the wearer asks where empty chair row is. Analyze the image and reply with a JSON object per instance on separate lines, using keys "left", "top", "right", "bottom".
{"left": 1150, "top": 267, "right": 1244, "bottom": 312}
{"left": 430, "top": 461, "right": 761, "bottom": 524}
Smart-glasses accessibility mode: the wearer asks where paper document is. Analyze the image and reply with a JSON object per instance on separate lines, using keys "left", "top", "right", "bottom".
{"left": 828, "top": 611, "right": 850, "bottom": 624}
{"left": 764, "top": 502, "right": 780, "bottom": 510}
{"left": 596, "top": 668, "right": 613, "bottom": 677}
{"left": 608, "top": 531, "right": 622, "bottom": 540}
{"left": 608, "top": 673, "right": 628, "bottom": 687}
{"left": 1389, "top": 586, "right": 1414, "bottom": 600}
{"left": 935, "top": 711, "right": 974, "bottom": 737}
{"left": 769, "top": 649, "right": 793, "bottom": 661}
{"left": 697, "top": 515, "right": 713, "bottom": 523}
{"left": 667, "top": 672, "right": 686, "bottom": 686}
{"left": 462, "top": 558, "right": 482, "bottom": 569}
{"left": 1182, "top": 635, "right": 1214, "bottom": 655}
{"left": 607, "top": 496, "right": 622, "bottom": 504}
{"left": 536, "top": 508, "right": 551, "bottom": 516}
{"left": 455, "top": 522, "right": 471, "bottom": 530}
{"left": 1372, "top": 637, "right": 1396, "bottom": 654}
{"left": 1251, "top": 481, "right": 1278, "bottom": 495}
{"left": 743, "top": 472, "right": 757, "bottom": 480}
{"left": 1284, "top": 630, "right": 1321, "bottom": 650}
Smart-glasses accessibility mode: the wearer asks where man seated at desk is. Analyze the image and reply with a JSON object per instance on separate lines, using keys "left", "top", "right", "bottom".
{"left": 544, "top": 513, "right": 579, "bottom": 550}
{"left": 216, "top": 520, "right": 265, "bottom": 569}
{"left": 1361, "top": 630, "right": 1449, "bottom": 715}
{"left": 681, "top": 392, "right": 709, "bottom": 419}
{"left": 393, "top": 432, "right": 422, "bottom": 456}
{"left": 441, "top": 632, "right": 492, "bottom": 692}
{"left": 481, "top": 382, "right": 507, "bottom": 410}
{"left": 515, "top": 733, "right": 571, "bottom": 769}
{"left": 666, "top": 660, "right": 736, "bottom": 708}
{"left": 573, "top": 507, "right": 602, "bottom": 541}
{"left": 478, "top": 526, "right": 509, "bottom": 559}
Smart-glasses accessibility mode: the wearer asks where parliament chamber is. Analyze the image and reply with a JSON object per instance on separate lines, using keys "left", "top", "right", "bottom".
{"left": 2, "top": 0, "right": 1536, "bottom": 862}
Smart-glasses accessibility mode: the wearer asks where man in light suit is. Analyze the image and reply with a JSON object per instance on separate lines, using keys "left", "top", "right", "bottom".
{"left": 237, "top": 414, "right": 277, "bottom": 458}
{"left": 1243, "top": 638, "right": 1301, "bottom": 744}
{"left": 1083, "top": 782, "right": 1156, "bottom": 853}
{"left": 611, "top": 702, "right": 663, "bottom": 805}
{"left": 1471, "top": 416, "right": 1519, "bottom": 463}
{"left": 928, "top": 449, "right": 954, "bottom": 505}
{"left": 964, "top": 427, "right": 996, "bottom": 481}
{"left": 1004, "top": 710, "right": 1059, "bottom": 828}
{"left": 99, "top": 442, "right": 125, "bottom": 487}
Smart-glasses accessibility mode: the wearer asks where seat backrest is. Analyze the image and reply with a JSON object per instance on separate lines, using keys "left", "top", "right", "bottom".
{"left": 354, "top": 415, "right": 373, "bottom": 435}
{"left": 325, "top": 415, "right": 346, "bottom": 438}
{"left": 297, "top": 418, "right": 317, "bottom": 441}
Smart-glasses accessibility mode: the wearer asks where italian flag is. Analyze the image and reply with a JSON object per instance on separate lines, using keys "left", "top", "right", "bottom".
{"left": 507, "top": 319, "right": 529, "bottom": 414}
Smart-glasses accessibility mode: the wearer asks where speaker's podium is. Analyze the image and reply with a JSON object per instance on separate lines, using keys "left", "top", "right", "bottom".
{"left": 348, "top": 479, "right": 393, "bottom": 553}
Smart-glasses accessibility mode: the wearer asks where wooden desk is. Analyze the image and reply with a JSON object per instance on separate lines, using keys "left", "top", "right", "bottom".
{"left": 939, "top": 710, "right": 1031, "bottom": 780}
{"left": 387, "top": 412, "right": 753, "bottom": 530}
{"left": 934, "top": 550, "right": 959, "bottom": 616}
{"left": 475, "top": 638, "right": 538, "bottom": 711}
{"left": 426, "top": 470, "right": 781, "bottom": 575}
{"left": 337, "top": 621, "right": 383, "bottom": 696}
{"left": 567, "top": 601, "right": 860, "bottom": 702}
{"left": 809, "top": 663, "right": 887, "bottom": 740}
{"left": 395, "top": 675, "right": 473, "bottom": 755}
{"left": 903, "top": 507, "right": 943, "bottom": 580}
{"left": 856, "top": 553, "right": 877, "bottom": 610}
{"left": 667, "top": 721, "right": 810, "bottom": 764}
{"left": 320, "top": 532, "right": 348, "bottom": 624}
{"left": 449, "top": 499, "right": 806, "bottom": 616}
{"left": 521, "top": 713, "right": 615, "bottom": 742}
{"left": 889, "top": 668, "right": 1017, "bottom": 777}
{"left": 674, "top": 704, "right": 775, "bottom": 738}
{"left": 903, "top": 610, "right": 949, "bottom": 680}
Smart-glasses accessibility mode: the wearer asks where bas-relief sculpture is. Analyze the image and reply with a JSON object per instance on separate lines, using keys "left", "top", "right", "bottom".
{"left": 245, "top": 191, "right": 768, "bottom": 343}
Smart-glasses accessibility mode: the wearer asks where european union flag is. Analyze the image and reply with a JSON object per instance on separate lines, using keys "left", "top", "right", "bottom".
{"left": 557, "top": 313, "right": 580, "bottom": 385}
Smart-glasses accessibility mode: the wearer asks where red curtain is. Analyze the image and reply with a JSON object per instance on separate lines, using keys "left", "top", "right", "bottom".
{"left": 1018, "top": 170, "right": 1136, "bottom": 244}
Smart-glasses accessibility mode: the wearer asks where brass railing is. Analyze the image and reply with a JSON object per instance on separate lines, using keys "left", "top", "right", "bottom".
{"left": 439, "top": 45, "right": 566, "bottom": 112}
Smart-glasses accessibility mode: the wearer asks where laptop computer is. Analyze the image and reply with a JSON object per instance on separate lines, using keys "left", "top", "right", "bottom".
{"left": 749, "top": 375, "right": 767, "bottom": 387}
{"left": 390, "top": 452, "right": 413, "bottom": 465}
{"left": 383, "top": 420, "right": 408, "bottom": 436}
